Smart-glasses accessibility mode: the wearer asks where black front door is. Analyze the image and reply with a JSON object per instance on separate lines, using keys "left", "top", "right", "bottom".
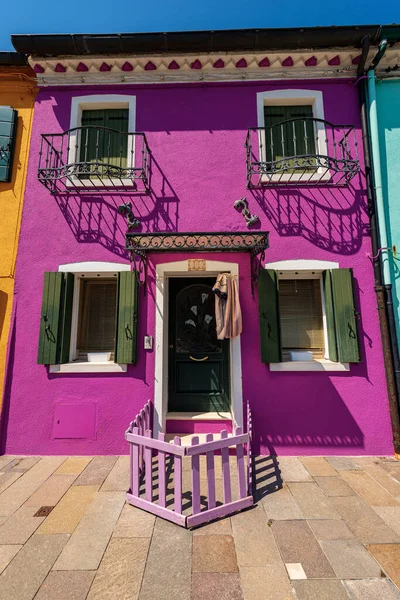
{"left": 168, "top": 277, "right": 230, "bottom": 413}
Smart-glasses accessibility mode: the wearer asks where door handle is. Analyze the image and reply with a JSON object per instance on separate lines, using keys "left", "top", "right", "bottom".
{"left": 189, "top": 355, "right": 209, "bottom": 362}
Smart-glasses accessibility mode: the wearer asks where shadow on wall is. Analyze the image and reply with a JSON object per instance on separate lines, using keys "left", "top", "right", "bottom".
{"left": 249, "top": 370, "right": 365, "bottom": 463}
{"left": 250, "top": 176, "right": 370, "bottom": 254}
{"left": 54, "top": 155, "right": 179, "bottom": 258}
{"left": 0, "top": 290, "right": 7, "bottom": 342}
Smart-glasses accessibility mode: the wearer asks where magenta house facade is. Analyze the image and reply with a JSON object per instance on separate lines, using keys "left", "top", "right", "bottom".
{"left": 1, "top": 27, "right": 395, "bottom": 457}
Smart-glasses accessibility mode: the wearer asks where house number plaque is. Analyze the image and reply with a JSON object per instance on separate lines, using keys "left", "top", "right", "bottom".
{"left": 188, "top": 259, "right": 206, "bottom": 271}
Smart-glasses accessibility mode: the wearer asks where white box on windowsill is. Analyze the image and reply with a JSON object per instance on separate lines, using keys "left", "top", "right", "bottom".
{"left": 289, "top": 351, "right": 313, "bottom": 362}
{"left": 87, "top": 352, "right": 112, "bottom": 363}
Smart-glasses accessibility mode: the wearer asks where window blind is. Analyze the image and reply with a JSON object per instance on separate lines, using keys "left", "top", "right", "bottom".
{"left": 278, "top": 278, "right": 324, "bottom": 359}
{"left": 77, "top": 279, "right": 117, "bottom": 353}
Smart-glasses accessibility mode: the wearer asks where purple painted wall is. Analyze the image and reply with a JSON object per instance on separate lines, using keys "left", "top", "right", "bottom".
{"left": 1, "top": 80, "right": 394, "bottom": 456}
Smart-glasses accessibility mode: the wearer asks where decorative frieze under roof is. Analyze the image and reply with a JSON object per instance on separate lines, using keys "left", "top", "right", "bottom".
{"left": 29, "top": 47, "right": 400, "bottom": 86}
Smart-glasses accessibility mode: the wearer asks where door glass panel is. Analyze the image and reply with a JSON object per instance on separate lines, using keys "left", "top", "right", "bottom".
{"left": 175, "top": 284, "right": 221, "bottom": 354}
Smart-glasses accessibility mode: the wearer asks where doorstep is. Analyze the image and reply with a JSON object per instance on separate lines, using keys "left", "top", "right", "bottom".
{"left": 166, "top": 412, "right": 232, "bottom": 420}
{"left": 165, "top": 431, "right": 234, "bottom": 445}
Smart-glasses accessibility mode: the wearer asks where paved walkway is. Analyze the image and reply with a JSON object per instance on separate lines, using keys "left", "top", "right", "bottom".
{"left": 0, "top": 455, "right": 400, "bottom": 599}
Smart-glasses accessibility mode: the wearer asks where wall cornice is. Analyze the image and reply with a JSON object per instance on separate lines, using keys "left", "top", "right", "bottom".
{"left": 29, "top": 48, "right": 400, "bottom": 86}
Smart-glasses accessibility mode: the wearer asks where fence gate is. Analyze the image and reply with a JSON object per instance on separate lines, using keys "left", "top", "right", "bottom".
{"left": 125, "top": 401, "right": 254, "bottom": 528}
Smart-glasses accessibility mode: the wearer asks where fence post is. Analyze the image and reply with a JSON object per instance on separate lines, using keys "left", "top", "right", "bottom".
{"left": 174, "top": 437, "right": 182, "bottom": 515}
{"left": 144, "top": 429, "right": 153, "bottom": 502}
{"left": 235, "top": 427, "right": 247, "bottom": 499}
{"left": 158, "top": 432, "right": 166, "bottom": 508}
{"left": 130, "top": 426, "right": 140, "bottom": 497}
{"left": 191, "top": 436, "right": 201, "bottom": 515}
{"left": 206, "top": 433, "right": 216, "bottom": 510}
{"left": 221, "top": 430, "right": 232, "bottom": 504}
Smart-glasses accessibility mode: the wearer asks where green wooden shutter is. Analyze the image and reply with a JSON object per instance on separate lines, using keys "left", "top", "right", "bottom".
{"left": 322, "top": 270, "right": 338, "bottom": 362}
{"left": 323, "top": 268, "right": 360, "bottom": 363}
{"left": 258, "top": 269, "right": 282, "bottom": 363}
{"left": 115, "top": 271, "right": 139, "bottom": 364}
{"left": 0, "top": 107, "right": 18, "bottom": 182}
{"left": 59, "top": 273, "right": 75, "bottom": 363}
{"left": 37, "top": 272, "right": 74, "bottom": 365}
{"left": 286, "top": 105, "right": 315, "bottom": 157}
{"left": 80, "top": 109, "right": 128, "bottom": 169}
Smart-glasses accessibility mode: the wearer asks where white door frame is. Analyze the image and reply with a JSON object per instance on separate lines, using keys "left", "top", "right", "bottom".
{"left": 154, "top": 259, "right": 243, "bottom": 437}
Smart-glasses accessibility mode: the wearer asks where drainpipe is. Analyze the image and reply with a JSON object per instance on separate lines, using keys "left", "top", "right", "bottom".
{"left": 359, "top": 38, "right": 400, "bottom": 453}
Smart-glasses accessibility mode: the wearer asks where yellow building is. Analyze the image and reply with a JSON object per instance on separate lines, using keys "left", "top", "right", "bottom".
{"left": 0, "top": 53, "right": 35, "bottom": 410}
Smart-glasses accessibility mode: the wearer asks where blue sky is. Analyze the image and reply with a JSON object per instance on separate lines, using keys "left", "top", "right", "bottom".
{"left": 1, "top": 0, "right": 399, "bottom": 52}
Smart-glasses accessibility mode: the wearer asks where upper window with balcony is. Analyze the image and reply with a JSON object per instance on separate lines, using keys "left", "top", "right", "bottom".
{"left": 37, "top": 95, "right": 150, "bottom": 193}
{"left": 246, "top": 89, "right": 360, "bottom": 187}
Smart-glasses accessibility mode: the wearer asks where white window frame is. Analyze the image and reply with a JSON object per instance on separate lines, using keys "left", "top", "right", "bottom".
{"left": 256, "top": 89, "right": 330, "bottom": 184}
{"left": 49, "top": 261, "right": 131, "bottom": 374}
{"left": 264, "top": 260, "right": 349, "bottom": 372}
{"left": 67, "top": 94, "right": 136, "bottom": 189}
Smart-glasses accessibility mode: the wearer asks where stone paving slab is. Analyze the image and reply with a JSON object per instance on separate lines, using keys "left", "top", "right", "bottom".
{"left": 299, "top": 457, "right": 338, "bottom": 477}
{"left": 53, "top": 491, "right": 125, "bottom": 570}
{"left": 139, "top": 518, "right": 192, "bottom": 600}
{"left": 10, "top": 457, "right": 41, "bottom": 472}
{"left": 0, "top": 457, "right": 66, "bottom": 516}
{"left": 343, "top": 578, "right": 400, "bottom": 599}
{"left": 287, "top": 482, "right": 341, "bottom": 519}
{"left": 0, "top": 471, "right": 22, "bottom": 494}
{"left": 239, "top": 565, "right": 294, "bottom": 600}
{"left": 101, "top": 456, "right": 130, "bottom": 491}
{"left": 332, "top": 496, "right": 400, "bottom": 543}
{"left": 262, "top": 485, "right": 305, "bottom": 520}
{"left": 373, "top": 506, "right": 400, "bottom": 537}
{"left": 74, "top": 456, "right": 118, "bottom": 486}
{"left": 25, "top": 474, "right": 77, "bottom": 507}
{"left": 293, "top": 579, "right": 349, "bottom": 600}
{"left": 192, "top": 573, "right": 243, "bottom": 600}
{"left": 193, "top": 534, "right": 238, "bottom": 573}
{"left": 367, "top": 544, "right": 400, "bottom": 588}
{"left": 0, "top": 545, "right": 22, "bottom": 575}
{"left": 271, "top": 520, "right": 336, "bottom": 579}
{"left": 87, "top": 537, "right": 149, "bottom": 599}
{"left": 380, "top": 461, "right": 400, "bottom": 481}
{"left": 341, "top": 470, "right": 400, "bottom": 506}
{"left": 54, "top": 457, "right": 92, "bottom": 475}
{"left": 313, "top": 476, "right": 356, "bottom": 497}
{"left": 113, "top": 504, "right": 155, "bottom": 538}
{"left": 276, "top": 457, "right": 313, "bottom": 482}
{"left": 193, "top": 516, "right": 232, "bottom": 535}
{"left": 326, "top": 457, "right": 361, "bottom": 471}
{"left": 38, "top": 484, "right": 99, "bottom": 534}
{"left": 0, "top": 534, "right": 69, "bottom": 600}
{"left": 307, "top": 519, "right": 355, "bottom": 540}
{"left": 363, "top": 464, "right": 400, "bottom": 497}
{"left": 231, "top": 505, "right": 281, "bottom": 567}
{"left": 0, "top": 504, "right": 45, "bottom": 544}
{"left": 320, "top": 539, "right": 382, "bottom": 578}
{"left": 35, "top": 571, "right": 95, "bottom": 600}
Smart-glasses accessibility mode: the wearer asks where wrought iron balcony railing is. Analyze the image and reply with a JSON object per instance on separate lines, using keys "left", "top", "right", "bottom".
{"left": 245, "top": 118, "right": 360, "bottom": 187}
{"left": 38, "top": 126, "right": 151, "bottom": 193}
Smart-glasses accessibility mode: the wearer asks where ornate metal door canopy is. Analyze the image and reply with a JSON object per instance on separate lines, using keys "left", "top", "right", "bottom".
{"left": 125, "top": 232, "right": 269, "bottom": 294}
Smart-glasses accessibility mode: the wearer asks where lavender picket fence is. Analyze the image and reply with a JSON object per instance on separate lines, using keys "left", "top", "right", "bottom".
{"left": 125, "top": 402, "right": 254, "bottom": 528}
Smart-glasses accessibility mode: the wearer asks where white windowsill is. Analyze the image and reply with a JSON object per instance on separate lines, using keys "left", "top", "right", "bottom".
{"left": 49, "top": 362, "right": 127, "bottom": 373}
{"left": 270, "top": 360, "right": 350, "bottom": 372}
{"left": 166, "top": 412, "right": 232, "bottom": 421}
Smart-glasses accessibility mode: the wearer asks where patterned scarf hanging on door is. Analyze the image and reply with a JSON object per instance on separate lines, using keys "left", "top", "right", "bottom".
{"left": 212, "top": 273, "right": 242, "bottom": 339}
